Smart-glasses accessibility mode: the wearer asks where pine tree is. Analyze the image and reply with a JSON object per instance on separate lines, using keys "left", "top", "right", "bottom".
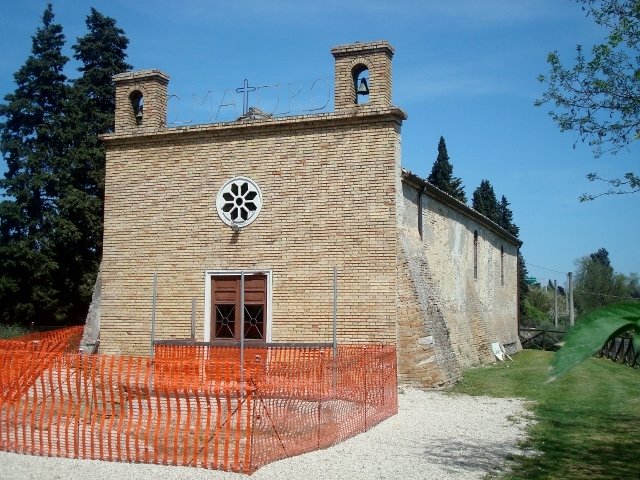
{"left": 0, "top": 4, "right": 69, "bottom": 325}
{"left": 427, "top": 136, "right": 467, "bottom": 202}
{"left": 590, "top": 247, "right": 611, "bottom": 269}
{"left": 497, "top": 195, "right": 519, "bottom": 237}
{"left": 52, "top": 8, "right": 131, "bottom": 322}
{"left": 471, "top": 179, "right": 499, "bottom": 223}
{"left": 518, "top": 252, "right": 529, "bottom": 321}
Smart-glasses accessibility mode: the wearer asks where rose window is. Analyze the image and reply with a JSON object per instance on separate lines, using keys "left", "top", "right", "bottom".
{"left": 216, "top": 176, "right": 263, "bottom": 228}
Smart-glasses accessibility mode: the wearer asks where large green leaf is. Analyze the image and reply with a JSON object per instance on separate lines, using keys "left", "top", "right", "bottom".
{"left": 549, "top": 303, "right": 640, "bottom": 381}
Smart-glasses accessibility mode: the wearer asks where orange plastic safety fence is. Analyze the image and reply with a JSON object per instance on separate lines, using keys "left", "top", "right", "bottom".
{"left": 248, "top": 344, "right": 398, "bottom": 469}
{"left": 0, "top": 342, "right": 397, "bottom": 474}
{"left": 0, "top": 326, "right": 83, "bottom": 354}
{"left": 0, "top": 353, "right": 254, "bottom": 473}
{"left": 153, "top": 343, "right": 398, "bottom": 471}
{"left": 0, "top": 327, "right": 83, "bottom": 405}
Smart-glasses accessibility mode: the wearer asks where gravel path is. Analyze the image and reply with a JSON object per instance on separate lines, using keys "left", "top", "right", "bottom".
{"left": 0, "top": 389, "right": 531, "bottom": 480}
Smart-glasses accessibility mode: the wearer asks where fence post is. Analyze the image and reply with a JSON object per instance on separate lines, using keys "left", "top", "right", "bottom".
{"left": 364, "top": 357, "right": 368, "bottom": 431}
{"left": 191, "top": 299, "right": 196, "bottom": 342}
{"left": 381, "top": 347, "right": 386, "bottom": 410}
{"left": 151, "top": 273, "right": 157, "bottom": 358}
{"left": 249, "top": 355, "right": 260, "bottom": 473}
{"left": 568, "top": 272, "right": 574, "bottom": 326}
{"left": 554, "top": 280, "right": 558, "bottom": 328}
{"left": 332, "top": 267, "right": 337, "bottom": 397}
{"left": 317, "top": 351, "right": 324, "bottom": 449}
{"left": 74, "top": 357, "right": 81, "bottom": 457}
{"left": 240, "top": 271, "right": 245, "bottom": 397}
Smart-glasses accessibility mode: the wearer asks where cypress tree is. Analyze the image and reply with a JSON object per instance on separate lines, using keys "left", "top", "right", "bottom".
{"left": 0, "top": 6, "right": 132, "bottom": 326}
{"left": 54, "top": 8, "right": 132, "bottom": 322}
{"left": 471, "top": 179, "right": 499, "bottom": 223}
{"left": 0, "top": 4, "right": 69, "bottom": 325}
{"left": 518, "top": 252, "right": 529, "bottom": 322}
{"left": 427, "top": 136, "right": 467, "bottom": 202}
{"left": 497, "top": 195, "right": 519, "bottom": 237}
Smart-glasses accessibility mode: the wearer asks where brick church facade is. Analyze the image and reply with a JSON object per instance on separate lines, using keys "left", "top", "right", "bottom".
{"left": 98, "top": 41, "right": 521, "bottom": 388}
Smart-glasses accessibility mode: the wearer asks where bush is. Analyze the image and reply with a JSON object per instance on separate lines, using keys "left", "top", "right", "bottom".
{"left": 0, "top": 323, "right": 29, "bottom": 339}
{"left": 522, "top": 285, "right": 569, "bottom": 330}
{"left": 521, "top": 297, "right": 549, "bottom": 328}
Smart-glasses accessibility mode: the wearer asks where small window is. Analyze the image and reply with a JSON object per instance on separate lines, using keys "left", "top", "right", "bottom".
{"left": 353, "top": 65, "right": 370, "bottom": 104}
{"left": 473, "top": 230, "right": 478, "bottom": 280}
{"left": 500, "top": 245, "right": 504, "bottom": 286}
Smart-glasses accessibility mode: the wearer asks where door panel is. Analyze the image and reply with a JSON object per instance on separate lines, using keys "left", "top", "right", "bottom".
{"left": 211, "top": 275, "right": 266, "bottom": 342}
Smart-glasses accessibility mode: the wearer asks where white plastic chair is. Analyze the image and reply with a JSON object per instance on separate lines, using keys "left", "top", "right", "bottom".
{"left": 491, "top": 342, "right": 513, "bottom": 361}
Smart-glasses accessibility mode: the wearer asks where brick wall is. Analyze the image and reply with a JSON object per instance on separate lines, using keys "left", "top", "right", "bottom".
{"left": 397, "top": 173, "right": 521, "bottom": 382}
{"left": 101, "top": 111, "right": 404, "bottom": 355}
{"left": 397, "top": 231, "right": 461, "bottom": 387}
{"left": 113, "top": 70, "right": 169, "bottom": 134}
{"left": 332, "top": 41, "right": 393, "bottom": 111}
{"left": 98, "top": 41, "right": 522, "bottom": 388}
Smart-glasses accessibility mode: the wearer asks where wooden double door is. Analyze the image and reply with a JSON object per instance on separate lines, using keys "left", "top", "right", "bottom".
{"left": 211, "top": 275, "right": 266, "bottom": 342}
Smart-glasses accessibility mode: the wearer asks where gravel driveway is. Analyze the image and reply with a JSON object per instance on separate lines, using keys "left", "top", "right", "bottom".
{"left": 0, "top": 388, "right": 531, "bottom": 480}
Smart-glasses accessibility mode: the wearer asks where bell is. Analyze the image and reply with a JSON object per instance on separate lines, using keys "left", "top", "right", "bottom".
{"left": 135, "top": 105, "right": 143, "bottom": 124}
{"left": 357, "top": 77, "right": 369, "bottom": 95}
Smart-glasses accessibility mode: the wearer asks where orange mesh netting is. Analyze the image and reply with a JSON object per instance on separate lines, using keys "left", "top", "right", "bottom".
{"left": 0, "top": 336, "right": 397, "bottom": 474}
{"left": 0, "top": 326, "right": 83, "bottom": 353}
{"left": 0, "top": 327, "right": 83, "bottom": 405}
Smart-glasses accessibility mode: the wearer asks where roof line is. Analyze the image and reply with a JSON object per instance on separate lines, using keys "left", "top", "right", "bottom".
{"left": 401, "top": 168, "right": 523, "bottom": 247}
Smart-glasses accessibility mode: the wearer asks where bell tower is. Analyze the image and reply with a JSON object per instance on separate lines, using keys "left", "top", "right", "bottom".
{"left": 113, "top": 69, "right": 169, "bottom": 133}
{"left": 331, "top": 41, "right": 394, "bottom": 112}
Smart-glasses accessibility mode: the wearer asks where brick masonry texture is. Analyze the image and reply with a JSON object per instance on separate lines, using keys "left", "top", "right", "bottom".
{"left": 332, "top": 41, "right": 394, "bottom": 111}
{"left": 397, "top": 175, "right": 522, "bottom": 385}
{"left": 98, "top": 41, "right": 521, "bottom": 387}
{"left": 113, "top": 70, "right": 169, "bottom": 134}
{"left": 101, "top": 112, "right": 403, "bottom": 356}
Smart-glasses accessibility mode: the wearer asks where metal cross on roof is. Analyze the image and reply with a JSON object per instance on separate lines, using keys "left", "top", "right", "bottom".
{"left": 236, "top": 79, "right": 256, "bottom": 115}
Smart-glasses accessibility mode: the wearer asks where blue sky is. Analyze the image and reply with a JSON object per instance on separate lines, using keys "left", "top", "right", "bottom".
{"left": 1, "top": 0, "right": 638, "bottom": 287}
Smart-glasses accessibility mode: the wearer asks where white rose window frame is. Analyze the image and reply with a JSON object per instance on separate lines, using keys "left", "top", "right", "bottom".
{"left": 216, "top": 176, "right": 263, "bottom": 229}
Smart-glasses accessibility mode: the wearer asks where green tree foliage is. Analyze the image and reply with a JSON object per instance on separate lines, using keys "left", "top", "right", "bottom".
{"left": 535, "top": 0, "right": 640, "bottom": 199}
{"left": 497, "top": 194, "right": 519, "bottom": 237}
{"left": 54, "top": 8, "right": 131, "bottom": 321}
{"left": 518, "top": 251, "right": 530, "bottom": 322}
{"left": 574, "top": 247, "right": 639, "bottom": 315}
{"left": 0, "top": 5, "right": 131, "bottom": 326}
{"left": 549, "top": 249, "right": 640, "bottom": 379}
{"left": 522, "top": 282, "right": 570, "bottom": 329}
{"left": 427, "top": 136, "right": 467, "bottom": 202}
{"left": 547, "top": 279, "right": 566, "bottom": 297}
{"left": 0, "top": 4, "right": 69, "bottom": 324}
{"left": 590, "top": 247, "right": 612, "bottom": 268}
{"left": 523, "top": 286, "right": 553, "bottom": 326}
{"left": 471, "top": 179, "right": 499, "bottom": 223}
{"left": 550, "top": 303, "right": 640, "bottom": 379}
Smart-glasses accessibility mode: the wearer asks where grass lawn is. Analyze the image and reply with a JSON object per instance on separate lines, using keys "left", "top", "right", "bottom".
{"left": 451, "top": 349, "right": 640, "bottom": 480}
